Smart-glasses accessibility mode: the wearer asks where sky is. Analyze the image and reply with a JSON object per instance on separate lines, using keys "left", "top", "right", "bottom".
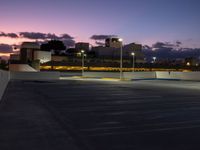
{"left": 0, "top": 0, "right": 200, "bottom": 58}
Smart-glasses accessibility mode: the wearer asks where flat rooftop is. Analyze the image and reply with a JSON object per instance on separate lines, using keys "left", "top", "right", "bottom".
{"left": 1, "top": 79, "right": 200, "bottom": 150}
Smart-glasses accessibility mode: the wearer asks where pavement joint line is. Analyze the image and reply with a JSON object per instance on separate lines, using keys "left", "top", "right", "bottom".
{"left": 60, "top": 76, "right": 122, "bottom": 82}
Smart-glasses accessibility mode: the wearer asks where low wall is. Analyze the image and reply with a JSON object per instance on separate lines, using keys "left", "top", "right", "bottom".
{"left": 124, "top": 72, "right": 156, "bottom": 80}
{"left": 156, "top": 71, "right": 200, "bottom": 81}
{"left": 0, "top": 70, "right": 10, "bottom": 100}
{"left": 60, "top": 72, "right": 82, "bottom": 77}
{"left": 83, "top": 72, "right": 120, "bottom": 78}
{"left": 9, "top": 64, "right": 37, "bottom": 72}
{"left": 83, "top": 71, "right": 200, "bottom": 81}
{"left": 83, "top": 71, "right": 156, "bottom": 79}
{"left": 10, "top": 71, "right": 60, "bottom": 80}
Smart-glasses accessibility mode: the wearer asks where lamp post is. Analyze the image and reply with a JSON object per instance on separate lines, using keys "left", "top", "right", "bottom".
{"left": 131, "top": 52, "right": 135, "bottom": 72}
{"left": 81, "top": 50, "right": 85, "bottom": 76}
{"left": 118, "top": 38, "right": 123, "bottom": 80}
{"left": 153, "top": 57, "right": 156, "bottom": 63}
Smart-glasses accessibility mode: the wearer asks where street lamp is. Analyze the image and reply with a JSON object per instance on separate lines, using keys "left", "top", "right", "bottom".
{"left": 186, "top": 62, "right": 190, "bottom": 66}
{"left": 81, "top": 50, "right": 85, "bottom": 76}
{"left": 131, "top": 52, "right": 135, "bottom": 72}
{"left": 153, "top": 57, "right": 156, "bottom": 63}
{"left": 118, "top": 38, "right": 123, "bottom": 80}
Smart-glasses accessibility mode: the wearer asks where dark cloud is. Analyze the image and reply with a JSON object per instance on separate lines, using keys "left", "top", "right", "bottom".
{"left": 151, "top": 42, "right": 173, "bottom": 59}
{"left": 95, "top": 41, "right": 105, "bottom": 46}
{"left": 152, "top": 42, "right": 165, "bottom": 48}
{"left": 143, "top": 41, "right": 200, "bottom": 61}
{"left": 90, "top": 35, "right": 117, "bottom": 40}
{"left": 62, "top": 39, "right": 76, "bottom": 47}
{"left": 176, "top": 41, "right": 182, "bottom": 47}
{"left": 0, "top": 44, "right": 13, "bottom": 53}
{"left": 60, "top": 34, "right": 74, "bottom": 40}
{"left": 0, "top": 32, "right": 6, "bottom": 37}
{"left": 152, "top": 42, "right": 174, "bottom": 49}
{"left": 0, "top": 32, "right": 75, "bottom": 48}
{"left": 0, "top": 32, "right": 18, "bottom": 38}
{"left": 6, "top": 33, "right": 18, "bottom": 38}
{"left": 46, "top": 33, "right": 59, "bottom": 39}
{"left": 19, "top": 32, "right": 46, "bottom": 39}
{"left": 19, "top": 32, "right": 74, "bottom": 40}
{"left": 143, "top": 45, "right": 151, "bottom": 50}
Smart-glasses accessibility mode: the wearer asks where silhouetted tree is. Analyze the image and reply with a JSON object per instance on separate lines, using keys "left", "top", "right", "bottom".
{"left": 87, "top": 50, "right": 96, "bottom": 58}
{"left": 41, "top": 40, "right": 66, "bottom": 55}
{"left": 0, "top": 59, "right": 8, "bottom": 70}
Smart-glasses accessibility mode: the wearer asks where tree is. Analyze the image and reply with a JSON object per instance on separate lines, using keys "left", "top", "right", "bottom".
{"left": 0, "top": 59, "right": 8, "bottom": 70}
{"left": 41, "top": 40, "right": 66, "bottom": 55}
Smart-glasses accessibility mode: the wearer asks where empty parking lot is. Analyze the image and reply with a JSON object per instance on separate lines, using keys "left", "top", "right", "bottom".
{"left": 1, "top": 79, "right": 200, "bottom": 150}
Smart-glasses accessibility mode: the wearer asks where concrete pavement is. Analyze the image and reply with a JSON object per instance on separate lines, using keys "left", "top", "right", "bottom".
{"left": 1, "top": 79, "right": 200, "bottom": 150}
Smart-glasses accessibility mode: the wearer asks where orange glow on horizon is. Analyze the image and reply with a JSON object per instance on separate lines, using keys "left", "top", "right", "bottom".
{"left": 0, "top": 53, "right": 11, "bottom": 56}
{"left": 0, "top": 37, "right": 36, "bottom": 45}
{"left": 0, "top": 53, "right": 11, "bottom": 59}
{"left": 0, "top": 52, "right": 19, "bottom": 59}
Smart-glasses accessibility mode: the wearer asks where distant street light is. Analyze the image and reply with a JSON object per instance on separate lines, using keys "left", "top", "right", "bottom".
{"left": 186, "top": 62, "right": 190, "bottom": 66}
{"left": 153, "top": 57, "right": 157, "bottom": 63}
{"left": 81, "top": 50, "right": 85, "bottom": 76}
{"left": 131, "top": 52, "right": 135, "bottom": 72}
{"left": 118, "top": 38, "right": 123, "bottom": 80}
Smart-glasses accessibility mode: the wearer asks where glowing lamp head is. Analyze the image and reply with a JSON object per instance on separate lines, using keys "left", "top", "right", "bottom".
{"left": 186, "top": 62, "right": 190, "bottom": 66}
{"left": 81, "top": 50, "right": 85, "bottom": 53}
{"left": 131, "top": 52, "right": 135, "bottom": 56}
{"left": 118, "top": 38, "right": 123, "bottom": 42}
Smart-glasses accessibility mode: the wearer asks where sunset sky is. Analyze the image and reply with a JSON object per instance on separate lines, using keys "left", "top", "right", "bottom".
{"left": 0, "top": 0, "right": 200, "bottom": 52}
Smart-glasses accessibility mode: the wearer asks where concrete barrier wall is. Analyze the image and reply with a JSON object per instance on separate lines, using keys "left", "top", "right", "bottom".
{"left": 84, "top": 72, "right": 120, "bottom": 78}
{"left": 124, "top": 72, "right": 156, "bottom": 80}
{"left": 83, "top": 71, "right": 156, "bottom": 79}
{"left": 83, "top": 71, "right": 200, "bottom": 81}
{"left": 156, "top": 71, "right": 200, "bottom": 81}
{"left": 60, "top": 72, "right": 82, "bottom": 77}
{"left": 156, "top": 71, "right": 179, "bottom": 80}
{"left": 9, "top": 64, "right": 37, "bottom": 72}
{"left": 10, "top": 71, "right": 60, "bottom": 80}
{"left": 0, "top": 70, "right": 10, "bottom": 100}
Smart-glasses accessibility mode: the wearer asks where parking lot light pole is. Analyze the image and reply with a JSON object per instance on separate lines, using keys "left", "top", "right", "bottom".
{"left": 81, "top": 50, "right": 85, "bottom": 76}
{"left": 131, "top": 52, "right": 135, "bottom": 72}
{"left": 118, "top": 38, "right": 123, "bottom": 80}
{"left": 153, "top": 57, "right": 156, "bottom": 63}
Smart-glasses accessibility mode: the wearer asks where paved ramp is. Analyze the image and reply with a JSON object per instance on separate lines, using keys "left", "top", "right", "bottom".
{"left": 1, "top": 80, "right": 200, "bottom": 150}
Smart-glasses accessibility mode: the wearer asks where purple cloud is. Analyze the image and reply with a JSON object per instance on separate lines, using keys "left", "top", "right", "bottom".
{"left": 0, "top": 44, "right": 13, "bottom": 53}
{"left": 0, "top": 32, "right": 18, "bottom": 38}
{"left": 90, "top": 35, "right": 117, "bottom": 40}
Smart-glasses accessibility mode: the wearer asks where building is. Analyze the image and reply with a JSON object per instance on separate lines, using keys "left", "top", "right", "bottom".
{"left": 19, "top": 42, "right": 51, "bottom": 64}
{"left": 105, "top": 38, "right": 122, "bottom": 48}
{"left": 9, "top": 42, "right": 52, "bottom": 71}
{"left": 92, "top": 39, "right": 145, "bottom": 63}
{"left": 75, "top": 42, "right": 90, "bottom": 52}
{"left": 20, "top": 42, "right": 40, "bottom": 63}
{"left": 123, "top": 43, "right": 144, "bottom": 62}
{"left": 10, "top": 54, "right": 20, "bottom": 61}
{"left": 185, "top": 57, "right": 199, "bottom": 66}
{"left": 52, "top": 56, "right": 69, "bottom": 62}
{"left": 66, "top": 48, "right": 80, "bottom": 57}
